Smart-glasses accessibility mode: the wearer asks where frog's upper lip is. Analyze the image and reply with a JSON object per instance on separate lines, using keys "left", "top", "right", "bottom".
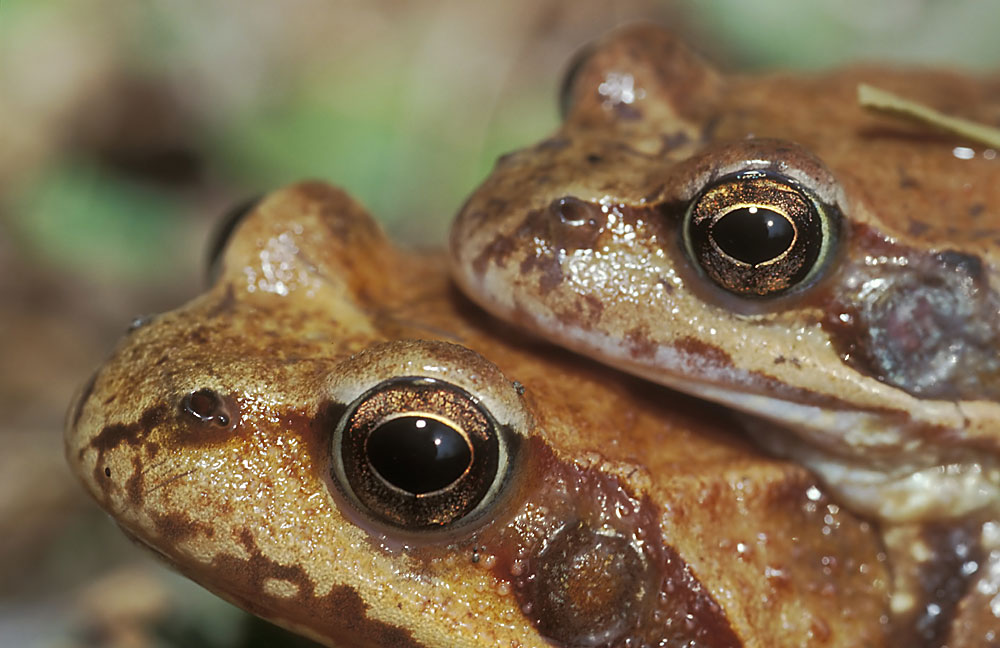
{"left": 514, "top": 304, "right": 979, "bottom": 444}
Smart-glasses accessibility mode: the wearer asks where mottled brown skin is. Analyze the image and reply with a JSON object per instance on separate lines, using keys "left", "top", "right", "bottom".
{"left": 66, "top": 183, "right": 890, "bottom": 646}
{"left": 449, "top": 24, "right": 1000, "bottom": 646}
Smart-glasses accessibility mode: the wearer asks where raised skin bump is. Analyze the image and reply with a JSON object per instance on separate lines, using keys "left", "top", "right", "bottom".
{"left": 66, "top": 182, "right": 889, "bottom": 646}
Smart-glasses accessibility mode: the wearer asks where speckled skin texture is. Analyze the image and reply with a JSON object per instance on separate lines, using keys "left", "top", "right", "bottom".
{"left": 66, "top": 183, "right": 890, "bottom": 646}
{"left": 449, "top": 24, "right": 1000, "bottom": 645}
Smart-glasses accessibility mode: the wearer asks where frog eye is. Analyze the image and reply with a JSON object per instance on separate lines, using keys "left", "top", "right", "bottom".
{"left": 330, "top": 377, "right": 512, "bottom": 531}
{"left": 206, "top": 195, "right": 261, "bottom": 283}
{"left": 683, "top": 171, "right": 836, "bottom": 297}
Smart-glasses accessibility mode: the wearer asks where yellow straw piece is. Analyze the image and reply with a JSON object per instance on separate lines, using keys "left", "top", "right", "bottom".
{"left": 858, "top": 83, "right": 1000, "bottom": 149}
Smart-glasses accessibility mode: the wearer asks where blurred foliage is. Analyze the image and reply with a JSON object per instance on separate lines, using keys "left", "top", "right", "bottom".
{"left": 4, "top": 0, "right": 999, "bottom": 272}
{"left": 684, "top": 0, "right": 1000, "bottom": 70}
{"left": 13, "top": 161, "right": 185, "bottom": 277}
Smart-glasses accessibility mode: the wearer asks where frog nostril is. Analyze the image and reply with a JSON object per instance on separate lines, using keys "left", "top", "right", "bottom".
{"left": 181, "top": 388, "right": 234, "bottom": 428}
{"left": 331, "top": 377, "right": 511, "bottom": 532}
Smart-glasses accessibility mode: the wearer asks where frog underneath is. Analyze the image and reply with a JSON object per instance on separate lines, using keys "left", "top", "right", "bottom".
{"left": 450, "top": 23, "right": 1000, "bottom": 645}
{"left": 65, "top": 183, "right": 890, "bottom": 647}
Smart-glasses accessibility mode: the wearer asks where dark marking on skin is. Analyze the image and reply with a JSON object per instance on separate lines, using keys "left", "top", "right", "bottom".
{"left": 485, "top": 196, "right": 509, "bottom": 216}
{"left": 656, "top": 277, "right": 675, "bottom": 295}
{"left": 494, "top": 150, "right": 518, "bottom": 167}
{"left": 485, "top": 439, "right": 742, "bottom": 647}
{"left": 644, "top": 184, "right": 665, "bottom": 203}
{"left": 521, "top": 250, "right": 564, "bottom": 296}
{"left": 205, "top": 283, "right": 238, "bottom": 319}
{"left": 472, "top": 226, "right": 518, "bottom": 277}
{"left": 973, "top": 228, "right": 1000, "bottom": 240}
{"left": 193, "top": 529, "right": 428, "bottom": 648}
{"left": 675, "top": 336, "right": 734, "bottom": 368}
{"left": 85, "top": 403, "right": 168, "bottom": 496}
{"left": 141, "top": 405, "right": 167, "bottom": 432}
{"left": 470, "top": 192, "right": 638, "bottom": 283}
{"left": 126, "top": 455, "right": 145, "bottom": 507}
{"left": 189, "top": 326, "right": 210, "bottom": 345}
{"left": 87, "top": 405, "right": 168, "bottom": 458}
{"left": 625, "top": 327, "right": 657, "bottom": 360}
{"left": 968, "top": 203, "right": 985, "bottom": 219}
{"left": 699, "top": 114, "right": 722, "bottom": 143}
{"left": 586, "top": 153, "right": 603, "bottom": 164}
{"left": 672, "top": 334, "right": 907, "bottom": 419}
{"left": 890, "top": 519, "right": 988, "bottom": 647}
{"left": 662, "top": 130, "right": 690, "bottom": 152}
{"left": 898, "top": 167, "right": 920, "bottom": 189}
{"left": 580, "top": 294, "right": 605, "bottom": 326}
{"left": 151, "top": 510, "right": 216, "bottom": 547}
{"left": 908, "top": 220, "right": 931, "bottom": 236}
{"left": 917, "top": 522, "right": 985, "bottom": 645}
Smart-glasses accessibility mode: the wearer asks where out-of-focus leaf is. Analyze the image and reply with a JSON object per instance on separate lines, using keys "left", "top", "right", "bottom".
{"left": 11, "top": 161, "right": 185, "bottom": 280}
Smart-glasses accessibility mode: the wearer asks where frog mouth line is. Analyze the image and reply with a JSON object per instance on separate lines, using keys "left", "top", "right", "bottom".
{"left": 517, "top": 315, "right": 1000, "bottom": 521}
{"left": 606, "top": 341, "right": 1000, "bottom": 523}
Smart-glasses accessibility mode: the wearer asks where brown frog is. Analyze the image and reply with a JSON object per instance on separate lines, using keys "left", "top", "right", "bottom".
{"left": 65, "top": 182, "right": 889, "bottom": 647}
{"left": 450, "top": 23, "right": 1000, "bottom": 645}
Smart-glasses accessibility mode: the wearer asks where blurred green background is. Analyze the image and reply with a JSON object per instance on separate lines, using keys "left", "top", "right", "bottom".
{"left": 1, "top": 1, "right": 998, "bottom": 646}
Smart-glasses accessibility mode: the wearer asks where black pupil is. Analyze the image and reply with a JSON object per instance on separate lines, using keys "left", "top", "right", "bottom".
{"left": 711, "top": 206, "right": 794, "bottom": 265}
{"left": 366, "top": 416, "right": 472, "bottom": 495}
